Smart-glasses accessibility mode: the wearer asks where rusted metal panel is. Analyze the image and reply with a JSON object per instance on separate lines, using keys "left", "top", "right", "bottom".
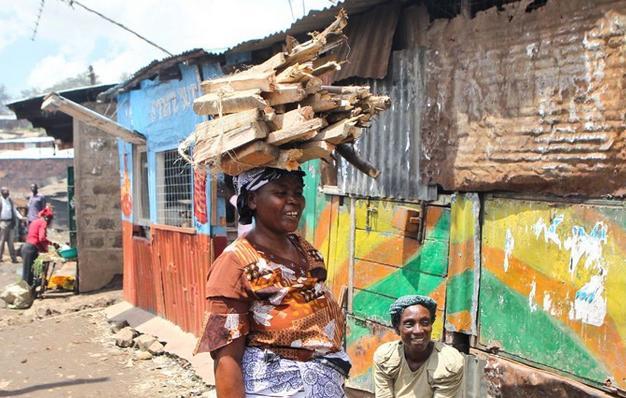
{"left": 420, "top": 0, "right": 626, "bottom": 197}
{"left": 445, "top": 193, "right": 481, "bottom": 335}
{"left": 151, "top": 226, "right": 211, "bottom": 336}
{"left": 338, "top": 49, "right": 436, "bottom": 201}
{"left": 332, "top": 2, "right": 401, "bottom": 81}
{"left": 474, "top": 350, "right": 615, "bottom": 398}
{"left": 226, "top": 0, "right": 392, "bottom": 54}
{"left": 132, "top": 236, "right": 157, "bottom": 314}
{"left": 122, "top": 221, "right": 136, "bottom": 305}
{"left": 479, "top": 196, "right": 626, "bottom": 392}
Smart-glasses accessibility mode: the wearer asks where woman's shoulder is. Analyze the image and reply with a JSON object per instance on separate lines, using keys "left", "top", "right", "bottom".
{"left": 429, "top": 342, "right": 464, "bottom": 382}
{"left": 216, "top": 237, "right": 261, "bottom": 267}
{"left": 374, "top": 340, "right": 402, "bottom": 368}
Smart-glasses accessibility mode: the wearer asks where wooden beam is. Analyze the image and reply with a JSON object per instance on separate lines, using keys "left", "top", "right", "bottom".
{"left": 298, "top": 141, "right": 335, "bottom": 163}
{"left": 193, "top": 89, "right": 267, "bottom": 115}
{"left": 41, "top": 93, "right": 146, "bottom": 145}
{"left": 194, "top": 120, "right": 269, "bottom": 161}
{"left": 266, "top": 118, "right": 325, "bottom": 146}
{"left": 194, "top": 109, "right": 261, "bottom": 140}
{"left": 200, "top": 70, "right": 275, "bottom": 94}
{"left": 262, "top": 83, "right": 306, "bottom": 106}
{"left": 219, "top": 141, "right": 278, "bottom": 175}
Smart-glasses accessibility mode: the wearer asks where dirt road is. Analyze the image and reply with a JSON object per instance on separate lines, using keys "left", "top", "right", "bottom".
{"left": 0, "top": 260, "right": 214, "bottom": 398}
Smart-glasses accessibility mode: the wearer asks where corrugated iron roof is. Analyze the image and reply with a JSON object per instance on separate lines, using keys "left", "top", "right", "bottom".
{"left": 338, "top": 48, "right": 436, "bottom": 202}
{"left": 226, "top": 0, "right": 392, "bottom": 53}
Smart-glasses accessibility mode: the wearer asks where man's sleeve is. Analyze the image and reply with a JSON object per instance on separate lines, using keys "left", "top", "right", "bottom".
{"left": 374, "top": 360, "right": 395, "bottom": 398}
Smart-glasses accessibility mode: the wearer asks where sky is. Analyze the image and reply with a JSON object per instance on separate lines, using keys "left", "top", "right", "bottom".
{"left": 0, "top": 0, "right": 335, "bottom": 99}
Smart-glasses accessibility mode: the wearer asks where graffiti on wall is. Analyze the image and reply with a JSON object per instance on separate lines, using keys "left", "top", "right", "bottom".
{"left": 479, "top": 197, "right": 626, "bottom": 390}
{"left": 303, "top": 193, "right": 451, "bottom": 392}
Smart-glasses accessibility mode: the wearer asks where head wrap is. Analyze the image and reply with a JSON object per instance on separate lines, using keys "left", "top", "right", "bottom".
{"left": 234, "top": 167, "right": 305, "bottom": 225}
{"left": 39, "top": 207, "right": 54, "bottom": 219}
{"left": 389, "top": 295, "right": 437, "bottom": 329}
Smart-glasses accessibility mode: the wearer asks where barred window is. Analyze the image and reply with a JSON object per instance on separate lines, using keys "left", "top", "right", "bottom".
{"left": 156, "top": 149, "right": 193, "bottom": 228}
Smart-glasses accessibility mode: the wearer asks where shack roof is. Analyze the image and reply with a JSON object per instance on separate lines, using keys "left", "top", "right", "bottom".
{"left": 7, "top": 83, "right": 116, "bottom": 144}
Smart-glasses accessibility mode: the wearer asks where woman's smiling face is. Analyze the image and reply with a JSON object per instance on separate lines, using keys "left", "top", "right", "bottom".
{"left": 248, "top": 174, "right": 305, "bottom": 234}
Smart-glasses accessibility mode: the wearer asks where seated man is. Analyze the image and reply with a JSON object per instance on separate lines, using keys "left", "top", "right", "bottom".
{"left": 374, "top": 295, "right": 464, "bottom": 398}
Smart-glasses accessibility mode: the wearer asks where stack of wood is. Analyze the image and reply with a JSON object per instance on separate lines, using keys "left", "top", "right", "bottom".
{"left": 180, "top": 10, "right": 390, "bottom": 177}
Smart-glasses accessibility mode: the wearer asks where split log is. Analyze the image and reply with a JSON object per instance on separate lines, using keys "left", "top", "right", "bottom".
{"left": 336, "top": 143, "right": 380, "bottom": 179}
{"left": 313, "top": 118, "right": 358, "bottom": 144}
{"left": 312, "top": 61, "right": 342, "bottom": 76}
{"left": 268, "top": 149, "right": 303, "bottom": 171}
{"left": 194, "top": 109, "right": 260, "bottom": 140}
{"left": 304, "top": 77, "right": 323, "bottom": 95}
{"left": 220, "top": 141, "right": 279, "bottom": 175}
{"left": 200, "top": 70, "right": 275, "bottom": 94}
{"left": 263, "top": 83, "right": 306, "bottom": 106}
{"left": 298, "top": 141, "right": 336, "bottom": 163}
{"left": 276, "top": 62, "right": 313, "bottom": 83}
{"left": 322, "top": 85, "right": 370, "bottom": 96}
{"left": 193, "top": 89, "right": 267, "bottom": 115}
{"left": 269, "top": 106, "right": 314, "bottom": 130}
{"left": 301, "top": 92, "right": 340, "bottom": 112}
{"left": 246, "top": 52, "right": 287, "bottom": 73}
{"left": 360, "top": 95, "right": 391, "bottom": 114}
{"left": 284, "top": 10, "right": 348, "bottom": 66}
{"left": 194, "top": 120, "right": 269, "bottom": 161}
{"left": 266, "top": 118, "right": 325, "bottom": 146}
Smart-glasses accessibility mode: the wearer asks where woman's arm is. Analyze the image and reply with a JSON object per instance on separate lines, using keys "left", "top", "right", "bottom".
{"left": 212, "top": 336, "right": 246, "bottom": 398}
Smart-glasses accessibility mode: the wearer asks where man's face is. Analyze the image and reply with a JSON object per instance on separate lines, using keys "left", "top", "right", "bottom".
{"left": 0, "top": 189, "right": 8, "bottom": 198}
{"left": 31, "top": 184, "right": 38, "bottom": 194}
{"left": 397, "top": 304, "right": 433, "bottom": 353}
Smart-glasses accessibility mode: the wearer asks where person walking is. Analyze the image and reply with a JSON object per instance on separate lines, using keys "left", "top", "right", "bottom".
{"left": 0, "top": 187, "right": 25, "bottom": 263}
{"left": 26, "top": 183, "right": 46, "bottom": 224}
{"left": 195, "top": 167, "right": 350, "bottom": 397}
{"left": 21, "top": 207, "right": 57, "bottom": 287}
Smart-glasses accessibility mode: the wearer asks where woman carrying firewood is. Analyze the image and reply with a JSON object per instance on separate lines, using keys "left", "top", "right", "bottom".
{"left": 195, "top": 167, "right": 350, "bottom": 397}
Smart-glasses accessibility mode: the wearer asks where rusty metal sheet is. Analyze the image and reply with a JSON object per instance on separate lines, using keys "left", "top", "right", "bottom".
{"left": 337, "top": 48, "right": 436, "bottom": 201}
{"left": 332, "top": 2, "right": 401, "bottom": 81}
{"left": 226, "top": 0, "right": 391, "bottom": 54}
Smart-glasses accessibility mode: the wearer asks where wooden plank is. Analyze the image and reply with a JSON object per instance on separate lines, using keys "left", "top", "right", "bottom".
{"left": 200, "top": 70, "right": 275, "bottom": 94}
{"left": 297, "top": 141, "right": 335, "bottom": 163}
{"left": 219, "top": 141, "right": 278, "bottom": 175}
{"left": 194, "top": 109, "right": 260, "bottom": 140}
{"left": 192, "top": 89, "right": 267, "bottom": 115}
{"left": 271, "top": 106, "right": 314, "bottom": 130}
{"left": 275, "top": 62, "right": 313, "bottom": 83}
{"left": 194, "top": 121, "right": 269, "bottom": 161}
{"left": 263, "top": 83, "right": 306, "bottom": 106}
{"left": 266, "top": 118, "right": 325, "bottom": 146}
{"left": 313, "top": 118, "right": 357, "bottom": 144}
{"left": 41, "top": 93, "right": 146, "bottom": 144}
{"left": 300, "top": 92, "right": 340, "bottom": 112}
{"left": 267, "top": 149, "right": 303, "bottom": 171}
{"left": 246, "top": 52, "right": 286, "bottom": 73}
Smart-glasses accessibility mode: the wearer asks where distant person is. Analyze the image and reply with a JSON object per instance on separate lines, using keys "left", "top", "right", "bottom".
{"left": 374, "top": 295, "right": 464, "bottom": 398}
{"left": 27, "top": 183, "right": 46, "bottom": 224}
{"left": 0, "top": 187, "right": 25, "bottom": 263}
{"left": 21, "top": 208, "right": 58, "bottom": 287}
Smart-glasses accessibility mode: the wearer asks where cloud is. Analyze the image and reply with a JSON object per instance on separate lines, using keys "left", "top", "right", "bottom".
{"left": 4, "top": 0, "right": 335, "bottom": 93}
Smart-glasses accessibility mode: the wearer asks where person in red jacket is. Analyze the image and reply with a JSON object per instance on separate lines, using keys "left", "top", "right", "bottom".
{"left": 21, "top": 207, "right": 58, "bottom": 287}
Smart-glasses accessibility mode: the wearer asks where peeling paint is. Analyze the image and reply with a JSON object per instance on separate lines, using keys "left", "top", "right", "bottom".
{"left": 574, "top": 275, "right": 607, "bottom": 327}
{"left": 503, "top": 229, "right": 514, "bottom": 272}
{"left": 528, "top": 280, "right": 538, "bottom": 312}
{"left": 542, "top": 292, "right": 552, "bottom": 314}
{"left": 563, "top": 222, "right": 608, "bottom": 275}
{"left": 532, "top": 214, "right": 564, "bottom": 247}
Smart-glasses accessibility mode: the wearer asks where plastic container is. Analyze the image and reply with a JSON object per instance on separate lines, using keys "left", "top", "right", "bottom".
{"left": 57, "top": 247, "right": 78, "bottom": 259}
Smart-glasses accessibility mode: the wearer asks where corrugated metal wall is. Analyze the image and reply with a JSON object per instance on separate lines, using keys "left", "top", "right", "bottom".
{"left": 338, "top": 48, "right": 436, "bottom": 202}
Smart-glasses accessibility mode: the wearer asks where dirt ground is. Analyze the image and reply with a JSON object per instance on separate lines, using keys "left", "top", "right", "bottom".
{"left": 0, "top": 260, "right": 215, "bottom": 398}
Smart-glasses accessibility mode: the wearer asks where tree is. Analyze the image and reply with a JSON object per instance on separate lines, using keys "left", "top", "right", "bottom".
{"left": 0, "top": 85, "right": 11, "bottom": 115}
{"left": 19, "top": 65, "right": 101, "bottom": 99}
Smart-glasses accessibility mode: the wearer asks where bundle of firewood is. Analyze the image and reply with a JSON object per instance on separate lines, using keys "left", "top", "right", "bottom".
{"left": 179, "top": 10, "right": 390, "bottom": 177}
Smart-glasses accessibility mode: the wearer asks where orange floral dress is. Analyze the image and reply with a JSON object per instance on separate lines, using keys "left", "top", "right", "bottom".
{"left": 195, "top": 234, "right": 345, "bottom": 361}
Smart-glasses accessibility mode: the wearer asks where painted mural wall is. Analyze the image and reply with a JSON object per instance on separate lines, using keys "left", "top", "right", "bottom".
{"left": 301, "top": 176, "right": 451, "bottom": 392}
{"left": 479, "top": 196, "right": 626, "bottom": 391}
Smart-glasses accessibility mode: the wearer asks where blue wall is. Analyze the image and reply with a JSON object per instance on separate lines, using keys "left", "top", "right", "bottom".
{"left": 116, "top": 61, "right": 225, "bottom": 235}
